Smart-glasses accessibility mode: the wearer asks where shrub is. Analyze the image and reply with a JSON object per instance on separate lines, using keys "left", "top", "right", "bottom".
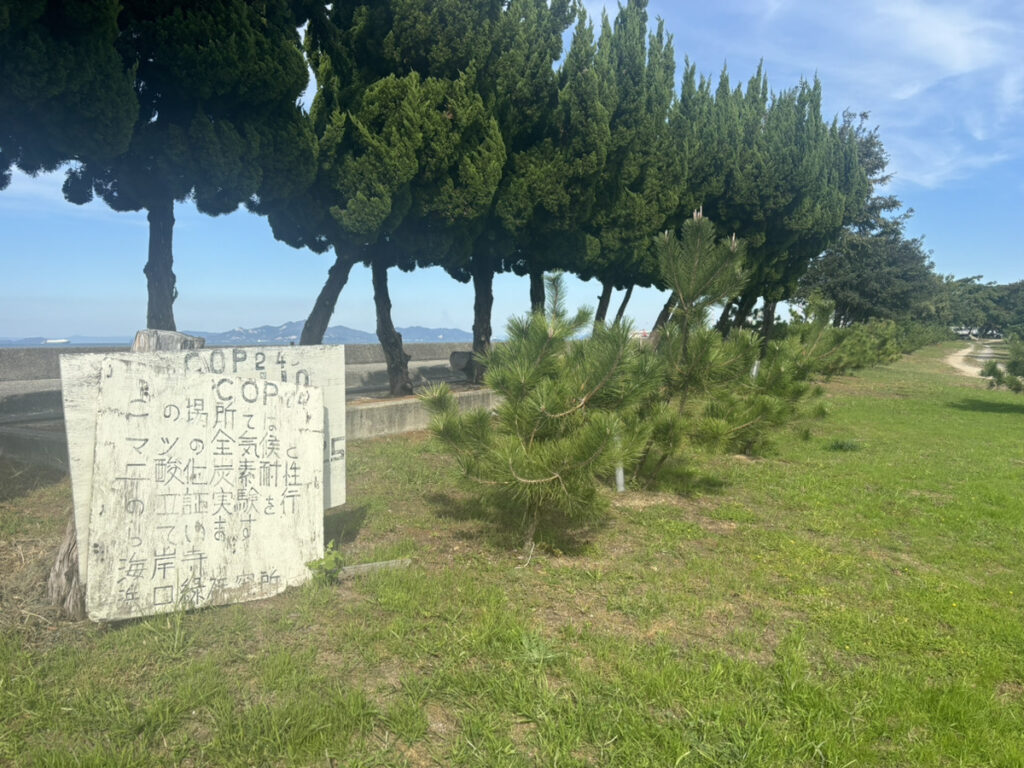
{"left": 422, "top": 274, "right": 657, "bottom": 547}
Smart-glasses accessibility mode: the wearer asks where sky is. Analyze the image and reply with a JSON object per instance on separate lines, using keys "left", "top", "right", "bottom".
{"left": 2, "top": 0, "right": 1022, "bottom": 340}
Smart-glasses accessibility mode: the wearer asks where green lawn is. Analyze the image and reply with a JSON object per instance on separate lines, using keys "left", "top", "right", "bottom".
{"left": 1, "top": 341, "right": 1022, "bottom": 766}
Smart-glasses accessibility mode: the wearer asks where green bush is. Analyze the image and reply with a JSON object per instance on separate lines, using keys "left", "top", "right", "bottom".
{"left": 423, "top": 275, "right": 657, "bottom": 547}
{"left": 982, "top": 336, "right": 1024, "bottom": 392}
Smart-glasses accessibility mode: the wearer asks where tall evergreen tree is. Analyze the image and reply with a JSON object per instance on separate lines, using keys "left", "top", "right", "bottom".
{"left": 263, "top": 2, "right": 507, "bottom": 393}
{"left": 0, "top": 0, "right": 137, "bottom": 189}
{"left": 706, "top": 71, "right": 870, "bottom": 339}
{"left": 61, "top": 1, "right": 316, "bottom": 331}
{"left": 583, "top": 0, "right": 680, "bottom": 324}
{"left": 270, "top": 1, "right": 566, "bottom": 388}
{"left": 494, "top": 10, "right": 611, "bottom": 314}
{"left": 795, "top": 111, "right": 942, "bottom": 328}
{"left": 440, "top": 0, "right": 576, "bottom": 376}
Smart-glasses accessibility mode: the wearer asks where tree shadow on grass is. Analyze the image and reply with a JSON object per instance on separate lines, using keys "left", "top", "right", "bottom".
{"left": 641, "top": 461, "right": 730, "bottom": 498}
{"left": 0, "top": 457, "right": 65, "bottom": 504}
{"left": 427, "top": 491, "right": 484, "bottom": 523}
{"left": 948, "top": 397, "right": 1024, "bottom": 416}
{"left": 425, "top": 491, "right": 606, "bottom": 557}
{"left": 323, "top": 505, "right": 368, "bottom": 546}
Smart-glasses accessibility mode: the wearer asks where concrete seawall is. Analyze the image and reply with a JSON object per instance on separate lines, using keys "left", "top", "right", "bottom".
{"left": 0, "top": 342, "right": 475, "bottom": 417}
{"left": 0, "top": 342, "right": 497, "bottom": 470}
{"left": 0, "top": 342, "right": 473, "bottom": 381}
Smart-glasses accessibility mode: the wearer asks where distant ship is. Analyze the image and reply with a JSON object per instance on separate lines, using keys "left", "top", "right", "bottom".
{"left": 44, "top": 339, "right": 69, "bottom": 344}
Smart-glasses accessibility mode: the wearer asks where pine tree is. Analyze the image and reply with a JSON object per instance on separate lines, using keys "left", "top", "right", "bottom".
{"left": 639, "top": 211, "right": 839, "bottom": 470}
{"left": 423, "top": 274, "right": 658, "bottom": 550}
{"left": 982, "top": 337, "right": 1024, "bottom": 393}
{"left": 633, "top": 210, "right": 753, "bottom": 477}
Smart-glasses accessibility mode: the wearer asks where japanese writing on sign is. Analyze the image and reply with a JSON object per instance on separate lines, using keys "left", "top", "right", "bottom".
{"left": 85, "top": 359, "right": 324, "bottom": 622}
{"left": 60, "top": 345, "right": 345, "bottom": 586}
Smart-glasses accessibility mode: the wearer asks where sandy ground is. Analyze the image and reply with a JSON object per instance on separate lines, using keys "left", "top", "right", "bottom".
{"left": 945, "top": 344, "right": 981, "bottom": 377}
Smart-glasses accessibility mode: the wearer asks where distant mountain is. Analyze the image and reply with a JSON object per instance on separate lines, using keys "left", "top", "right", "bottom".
{"left": 2, "top": 322, "right": 472, "bottom": 348}
{"left": 180, "top": 321, "right": 377, "bottom": 346}
{"left": 186, "top": 322, "right": 471, "bottom": 345}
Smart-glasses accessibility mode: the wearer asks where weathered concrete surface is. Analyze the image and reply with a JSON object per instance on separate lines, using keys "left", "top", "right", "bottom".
{"left": 344, "top": 342, "right": 472, "bottom": 365}
{"left": 0, "top": 380, "right": 62, "bottom": 419}
{"left": 86, "top": 361, "right": 323, "bottom": 621}
{"left": 62, "top": 346, "right": 346, "bottom": 584}
{"left": 131, "top": 330, "right": 205, "bottom": 352}
{"left": 0, "top": 346, "right": 129, "bottom": 382}
{"left": 0, "top": 420, "right": 67, "bottom": 470}
{"left": 345, "top": 359, "right": 460, "bottom": 393}
{"left": 347, "top": 389, "right": 498, "bottom": 438}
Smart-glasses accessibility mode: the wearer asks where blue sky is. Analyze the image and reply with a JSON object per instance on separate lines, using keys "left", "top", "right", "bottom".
{"left": 2, "top": 0, "right": 1022, "bottom": 339}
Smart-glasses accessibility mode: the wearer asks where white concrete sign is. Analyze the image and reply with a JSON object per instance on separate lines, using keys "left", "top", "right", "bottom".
{"left": 61, "top": 345, "right": 346, "bottom": 584}
{"left": 85, "top": 358, "right": 324, "bottom": 621}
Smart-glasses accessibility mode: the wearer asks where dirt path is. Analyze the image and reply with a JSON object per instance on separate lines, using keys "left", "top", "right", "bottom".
{"left": 944, "top": 342, "right": 1003, "bottom": 378}
{"left": 945, "top": 344, "right": 980, "bottom": 377}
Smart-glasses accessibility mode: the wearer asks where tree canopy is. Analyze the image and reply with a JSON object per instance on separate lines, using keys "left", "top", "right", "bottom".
{"left": 61, "top": 0, "right": 316, "bottom": 330}
{"left": 0, "top": 0, "right": 136, "bottom": 189}
{"left": 798, "top": 215, "right": 943, "bottom": 327}
{"left": 2, "top": 0, "right": 972, "bottom": 357}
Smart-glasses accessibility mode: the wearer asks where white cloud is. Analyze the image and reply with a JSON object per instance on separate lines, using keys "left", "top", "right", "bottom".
{"left": 885, "top": 132, "right": 1010, "bottom": 189}
{"left": 873, "top": 0, "right": 1005, "bottom": 74}
{"left": 3, "top": 169, "right": 146, "bottom": 224}
{"left": 732, "top": 0, "right": 1024, "bottom": 190}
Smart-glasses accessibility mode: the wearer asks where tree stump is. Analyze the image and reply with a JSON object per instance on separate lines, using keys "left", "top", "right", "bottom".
{"left": 48, "top": 329, "right": 205, "bottom": 619}
{"left": 130, "top": 329, "right": 205, "bottom": 352}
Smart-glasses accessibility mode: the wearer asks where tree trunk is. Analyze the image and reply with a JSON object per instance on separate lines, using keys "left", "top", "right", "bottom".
{"left": 652, "top": 294, "right": 678, "bottom": 337}
{"left": 48, "top": 515, "right": 85, "bottom": 621}
{"left": 732, "top": 291, "right": 759, "bottom": 330}
{"left": 594, "top": 281, "right": 613, "bottom": 326}
{"left": 144, "top": 196, "right": 177, "bottom": 331}
{"left": 301, "top": 248, "right": 357, "bottom": 345}
{"left": 613, "top": 284, "right": 634, "bottom": 324}
{"left": 529, "top": 269, "right": 545, "bottom": 314}
{"left": 760, "top": 298, "right": 778, "bottom": 356}
{"left": 715, "top": 300, "right": 734, "bottom": 336}
{"left": 470, "top": 256, "right": 494, "bottom": 383}
{"left": 371, "top": 259, "right": 413, "bottom": 396}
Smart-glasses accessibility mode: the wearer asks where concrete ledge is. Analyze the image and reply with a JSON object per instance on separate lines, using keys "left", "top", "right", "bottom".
{"left": 346, "top": 389, "right": 499, "bottom": 440}
{"left": 0, "top": 342, "right": 472, "bottom": 381}
{"left": 0, "top": 388, "right": 499, "bottom": 470}
{"left": 345, "top": 360, "right": 465, "bottom": 393}
{"left": 0, "top": 347, "right": 129, "bottom": 382}
{"left": 344, "top": 342, "right": 472, "bottom": 365}
{"left": 0, "top": 380, "right": 62, "bottom": 420}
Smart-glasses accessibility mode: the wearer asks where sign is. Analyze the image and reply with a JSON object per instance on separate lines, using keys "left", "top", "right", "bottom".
{"left": 84, "top": 358, "right": 324, "bottom": 621}
{"left": 61, "top": 345, "right": 345, "bottom": 584}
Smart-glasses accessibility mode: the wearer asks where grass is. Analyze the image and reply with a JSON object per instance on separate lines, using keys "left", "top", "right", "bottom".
{"left": 1, "top": 341, "right": 1022, "bottom": 766}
